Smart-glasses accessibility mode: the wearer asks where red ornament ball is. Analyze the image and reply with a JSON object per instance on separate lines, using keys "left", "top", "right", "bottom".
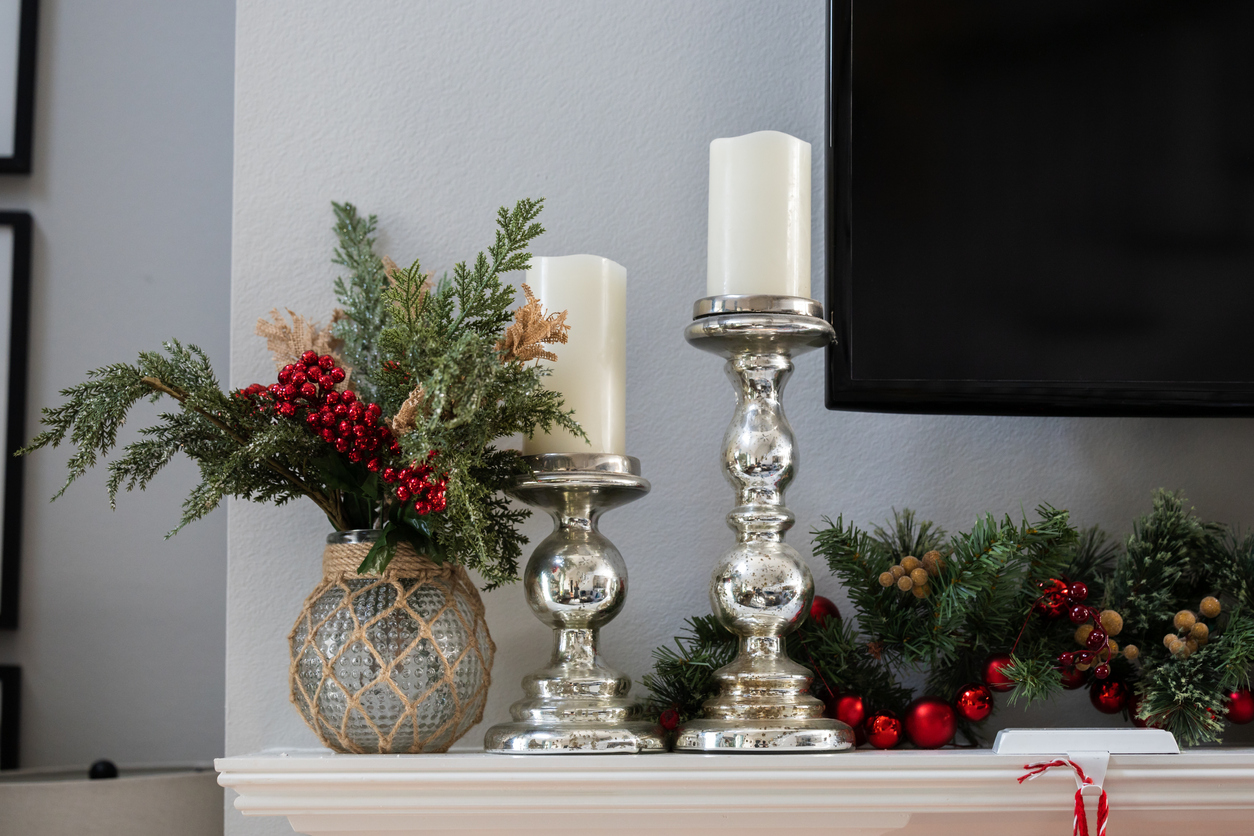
{"left": 1226, "top": 689, "right": 1254, "bottom": 725}
{"left": 809, "top": 595, "right": 842, "bottom": 628}
{"left": 658, "top": 708, "right": 680, "bottom": 731}
{"left": 906, "top": 696, "right": 957, "bottom": 749}
{"left": 953, "top": 683, "right": 994, "bottom": 722}
{"left": 1090, "top": 679, "right": 1130, "bottom": 715}
{"left": 983, "top": 653, "right": 1016, "bottom": 693}
{"left": 1058, "top": 664, "right": 1087, "bottom": 690}
{"left": 833, "top": 693, "right": 867, "bottom": 730}
{"left": 1034, "top": 578, "right": 1071, "bottom": 620}
{"left": 865, "top": 710, "right": 904, "bottom": 749}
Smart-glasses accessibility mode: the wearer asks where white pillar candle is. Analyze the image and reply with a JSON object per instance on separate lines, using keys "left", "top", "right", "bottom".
{"left": 707, "top": 130, "right": 812, "bottom": 299}
{"left": 521, "top": 254, "right": 626, "bottom": 456}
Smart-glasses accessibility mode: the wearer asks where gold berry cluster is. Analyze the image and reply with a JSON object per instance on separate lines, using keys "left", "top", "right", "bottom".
{"left": 878, "top": 550, "right": 945, "bottom": 599}
{"left": 1162, "top": 596, "right": 1221, "bottom": 658}
{"left": 1073, "top": 609, "right": 1139, "bottom": 668}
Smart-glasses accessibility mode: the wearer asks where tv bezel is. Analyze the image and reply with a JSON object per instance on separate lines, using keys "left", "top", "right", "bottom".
{"left": 824, "top": 0, "right": 1254, "bottom": 417}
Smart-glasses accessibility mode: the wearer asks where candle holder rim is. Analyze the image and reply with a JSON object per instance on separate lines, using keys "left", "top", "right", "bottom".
{"left": 693, "top": 294, "right": 823, "bottom": 320}
{"left": 683, "top": 313, "right": 835, "bottom": 357}
{"left": 508, "top": 471, "right": 651, "bottom": 500}
{"left": 520, "top": 452, "right": 640, "bottom": 476}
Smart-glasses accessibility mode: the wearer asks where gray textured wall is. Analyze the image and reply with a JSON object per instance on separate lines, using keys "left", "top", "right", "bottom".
{"left": 228, "top": 2, "right": 1254, "bottom": 833}
{"left": 0, "top": 0, "right": 233, "bottom": 767}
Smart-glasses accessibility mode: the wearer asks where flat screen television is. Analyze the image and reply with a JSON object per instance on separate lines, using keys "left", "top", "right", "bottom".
{"left": 826, "top": 0, "right": 1254, "bottom": 415}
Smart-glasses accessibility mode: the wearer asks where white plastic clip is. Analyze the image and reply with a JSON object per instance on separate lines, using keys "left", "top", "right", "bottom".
{"left": 1066, "top": 750, "right": 1109, "bottom": 797}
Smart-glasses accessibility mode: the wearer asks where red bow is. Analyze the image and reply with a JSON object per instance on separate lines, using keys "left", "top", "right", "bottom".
{"left": 1018, "top": 758, "right": 1109, "bottom": 836}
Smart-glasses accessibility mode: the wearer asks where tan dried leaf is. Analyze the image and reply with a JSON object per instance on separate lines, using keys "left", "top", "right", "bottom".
{"left": 390, "top": 384, "right": 426, "bottom": 436}
{"left": 496, "top": 284, "right": 570, "bottom": 363}
{"left": 254, "top": 308, "right": 351, "bottom": 386}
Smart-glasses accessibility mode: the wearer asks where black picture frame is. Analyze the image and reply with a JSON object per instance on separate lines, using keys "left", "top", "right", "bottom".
{"left": 0, "top": 0, "right": 36, "bottom": 174}
{"left": 824, "top": 0, "right": 1254, "bottom": 416}
{"left": 0, "top": 664, "right": 17, "bottom": 768}
{"left": 0, "top": 212, "right": 30, "bottom": 630}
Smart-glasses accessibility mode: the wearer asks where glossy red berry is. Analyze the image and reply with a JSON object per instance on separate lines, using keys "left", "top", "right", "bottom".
{"left": 396, "top": 486, "right": 411, "bottom": 501}
{"left": 1094, "top": 663, "right": 1110, "bottom": 680}
{"left": 318, "top": 354, "right": 334, "bottom": 370}
{"left": 1068, "top": 582, "right": 1088, "bottom": 602}
{"left": 1069, "top": 605, "right": 1089, "bottom": 624}
{"left": 300, "top": 350, "right": 319, "bottom": 365}
{"left": 342, "top": 390, "right": 356, "bottom": 403}
{"left": 1085, "top": 628, "right": 1108, "bottom": 650}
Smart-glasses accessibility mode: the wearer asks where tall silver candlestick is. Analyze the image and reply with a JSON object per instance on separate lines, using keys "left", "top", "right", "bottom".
{"left": 674, "top": 295, "right": 855, "bottom": 752}
{"left": 484, "top": 453, "right": 666, "bottom": 754}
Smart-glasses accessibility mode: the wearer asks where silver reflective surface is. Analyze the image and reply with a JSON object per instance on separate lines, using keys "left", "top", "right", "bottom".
{"left": 674, "top": 297, "right": 855, "bottom": 753}
{"left": 484, "top": 457, "right": 666, "bottom": 754}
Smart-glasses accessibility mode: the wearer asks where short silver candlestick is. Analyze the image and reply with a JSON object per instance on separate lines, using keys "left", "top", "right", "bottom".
{"left": 484, "top": 453, "right": 666, "bottom": 754}
{"left": 674, "top": 294, "right": 855, "bottom": 752}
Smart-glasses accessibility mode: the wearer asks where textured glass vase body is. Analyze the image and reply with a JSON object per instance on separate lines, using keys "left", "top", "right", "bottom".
{"left": 288, "top": 531, "right": 495, "bottom": 754}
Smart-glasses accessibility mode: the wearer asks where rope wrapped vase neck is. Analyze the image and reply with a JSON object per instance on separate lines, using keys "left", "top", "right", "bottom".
{"left": 320, "top": 539, "right": 459, "bottom": 581}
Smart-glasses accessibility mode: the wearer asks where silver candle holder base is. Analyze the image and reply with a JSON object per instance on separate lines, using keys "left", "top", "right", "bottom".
{"left": 484, "top": 453, "right": 666, "bottom": 754}
{"left": 674, "top": 294, "right": 855, "bottom": 753}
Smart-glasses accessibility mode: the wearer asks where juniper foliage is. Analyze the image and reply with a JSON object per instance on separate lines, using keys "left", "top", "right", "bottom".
{"left": 359, "top": 198, "right": 583, "bottom": 587}
{"left": 19, "top": 341, "right": 346, "bottom": 534}
{"left": 331, "top": 203, "right": 390, "bottom": 405}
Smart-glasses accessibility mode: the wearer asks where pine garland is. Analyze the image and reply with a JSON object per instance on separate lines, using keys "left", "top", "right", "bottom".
{"left": 644, "top": 492, "right": 1254, "bottom": 747}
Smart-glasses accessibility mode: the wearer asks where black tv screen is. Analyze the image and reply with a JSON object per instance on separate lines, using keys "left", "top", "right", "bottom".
{"left": 827, "top": 0, "right": 1254, "bottom": 415}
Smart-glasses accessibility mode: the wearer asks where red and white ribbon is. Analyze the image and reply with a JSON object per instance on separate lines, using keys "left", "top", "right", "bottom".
{"left": 1018, "top": 758, "right": 1109, "bottom": 836}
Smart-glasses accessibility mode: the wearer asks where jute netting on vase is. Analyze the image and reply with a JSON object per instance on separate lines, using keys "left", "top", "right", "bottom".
{"left": 288, "top": 541, "right": 496, "bottom": 754}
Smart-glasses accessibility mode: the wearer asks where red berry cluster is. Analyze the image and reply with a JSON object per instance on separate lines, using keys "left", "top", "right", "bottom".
{"left": 305, "top": 390, "right": 395, "bottom": 467}
{"left": 381, "top": 452, "right": 448, "bottom": 515}
{"left": 237, "top": 350, "right": 448, "bottom": 515}
{"left": 237, "top": 350, "right": 346, "bottom": 418}
{"left": 1054, "top": 582, "right": 1119, "bottom": 680}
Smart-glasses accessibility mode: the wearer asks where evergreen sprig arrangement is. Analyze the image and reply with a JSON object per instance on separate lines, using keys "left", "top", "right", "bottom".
{"left": 21, "top": 199, "right": 580, "bottom": 588}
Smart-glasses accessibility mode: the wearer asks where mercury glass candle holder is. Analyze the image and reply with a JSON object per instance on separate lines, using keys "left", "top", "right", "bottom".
{"left": 483, "top": 453, "right": 666, "bottom": 753}
{"left": 673, "top": 294, "right": 855, "bottom": 752}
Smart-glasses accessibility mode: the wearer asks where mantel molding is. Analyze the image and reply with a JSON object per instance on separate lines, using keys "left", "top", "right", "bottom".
{"left": 217, "top": 747, "right": 1254, "bottom": 836}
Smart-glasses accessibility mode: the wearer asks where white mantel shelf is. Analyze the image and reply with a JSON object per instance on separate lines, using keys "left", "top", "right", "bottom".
{"left": 217, "top": 747, "right": 1254, "bottom": 836}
